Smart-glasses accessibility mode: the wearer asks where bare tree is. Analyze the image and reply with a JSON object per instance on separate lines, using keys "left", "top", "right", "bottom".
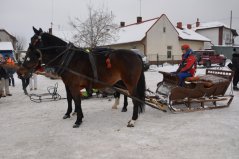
{"left": 15, "top": 35, "right": 26, "bottom": 51}
{"left": 69, "top": 5, "right": 119, "bottom": 48}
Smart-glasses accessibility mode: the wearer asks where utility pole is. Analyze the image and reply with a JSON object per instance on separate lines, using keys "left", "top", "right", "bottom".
{"left": 229, "top": 10, "right": 232, "bottom": 45}
{"left": 51, "top": 0, "right": 54, "bottom": 29}
{"left": 139, "top": 0, "right": 142, "bottom": 16}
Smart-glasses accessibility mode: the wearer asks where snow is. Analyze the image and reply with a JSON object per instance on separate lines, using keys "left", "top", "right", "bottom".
{"left": 176, "top": 28, "right": 211, "bottom": 42}
{"left": 0, "top": 42, "right": 14, "bottom": 51}
{"left": 111, "top": 19, "right": 158, "bottom": 45}
{"left": 0, "top": 64, "right": 239, "bottom": 159}
{"left": 192, "top": 21, "right": 231, "bottom": 31}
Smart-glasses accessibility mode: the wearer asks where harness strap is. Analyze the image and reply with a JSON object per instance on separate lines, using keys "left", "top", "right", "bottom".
{"left": 57, "top": 44, "right": 75, "bottom": 75}
{"left": 88, "top": 53, "right": 98, "bottom": 82}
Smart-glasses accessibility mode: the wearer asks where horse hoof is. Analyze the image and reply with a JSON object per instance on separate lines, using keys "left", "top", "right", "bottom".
{"left": 127, "top": 120, "right": 135, "bottom": 127}
{"left": 73, "top": 124, "right": 80, "bottom": 128}
{"left": 63, "top": 114, "right": 70, "bottom": 119}
{"left": 121, "top": 108, "right": 127, "bottom": 112}
{"left": 112, "top": 106, "right": 117, "bottom": 109}
{"left": 127, "top": 123, "right": 134, "bottom": 127}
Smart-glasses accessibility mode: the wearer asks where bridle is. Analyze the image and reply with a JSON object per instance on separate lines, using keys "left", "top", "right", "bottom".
{"left": 22, "top": 32, "right": 44, "bottom": 71}
{"left": 22, "top": 32, "right": 73, "bottom": 72}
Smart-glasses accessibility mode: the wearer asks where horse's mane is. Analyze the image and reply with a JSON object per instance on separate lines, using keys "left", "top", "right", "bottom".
{"left": 42, "top": 32, "right": 68, "bottom": 46}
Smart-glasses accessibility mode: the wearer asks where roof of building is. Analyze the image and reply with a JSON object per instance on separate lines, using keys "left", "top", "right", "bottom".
{"left": 0, "top": 29, "right": 17, "bottom": 41}
{"left": 111, "top": 18, "right": 159, "bottom": 45}
{"left": 110, "top": 15, "right": 210, "bottom": 45}
{"left": 192, "top": 21, "right": 238, "bottom": 36}
{"left": 0, "top": 42, "right": 14, "bottom": 50}
{"left": 176, "top": 28, "right": 211, "bottom": 42}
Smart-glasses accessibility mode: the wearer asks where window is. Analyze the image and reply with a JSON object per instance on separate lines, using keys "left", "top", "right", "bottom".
{"left": 167, "top": 51, "right": 171, "bottom": 58}
{"left": 163, "top": 27, "right": 166, "bottom": 33}
{"left": 167, "top": 46, "right": 172, "bottom": 58}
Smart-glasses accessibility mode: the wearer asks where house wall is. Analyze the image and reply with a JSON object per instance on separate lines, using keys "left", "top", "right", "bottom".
{"left": 196, "top": 28, "right": 219, "bottom": 49}
{"left": 196, "top": 27, "right": 233, "bottom": 49}
{"left": 223, "top": 28, "right": 232, "bottom": 45}
{"left": 0, "top": 30, "right": 16, "bottom": 49}
{"left": 179, "top": 40, "right": 204, "bottom": 51}
{"left": 146, "top": 15, "right": 181, "bottom": 62}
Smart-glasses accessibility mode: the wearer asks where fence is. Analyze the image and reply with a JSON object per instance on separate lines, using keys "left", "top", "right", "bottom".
{"left": 147, "top": 54, "right": 181, "bottom": 66}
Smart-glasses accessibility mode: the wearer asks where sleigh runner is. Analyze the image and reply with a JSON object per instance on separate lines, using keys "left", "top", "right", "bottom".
{"left": 145, "top": 69, "right": 234, "bottom": 112}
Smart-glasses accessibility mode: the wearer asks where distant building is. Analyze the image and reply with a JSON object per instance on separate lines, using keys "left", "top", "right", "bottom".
{"left": 0, "top": 42, "right": 16, "bottom": 61}
{"left": 0, "top": 29, "right": 17, "bottom": 50}
{"left": 105, "top": 14, "right": 210, "bottom": 64}
{"left": 191, "top": 19, "right": 238, "bottom": 49}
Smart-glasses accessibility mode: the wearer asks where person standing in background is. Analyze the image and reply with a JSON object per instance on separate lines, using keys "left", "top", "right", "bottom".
{"left": 0, "top": 54, "right": 12, "bottom": 97}
{"left": 232, "top": 48, "right": 239, "bottom": 91}
{"left": 29, "top": 73, "right": 37, "bottom": 90}
{"left": 5, "top": 55, "right": 15, "bottom": 87}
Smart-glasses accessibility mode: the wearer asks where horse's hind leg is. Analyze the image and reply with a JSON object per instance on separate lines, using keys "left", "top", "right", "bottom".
{"left": 121, "top": 95, "right": 128, "bottom": 112}
{"left": 63, "top": 86, "right": 73, "bottom": 119}
{"left": 127, "top": 97, "right": 139, "bottom": 127}
{"left": 127, "top": 72, "right": 145, "bottom": 127}
{"left": 73, "top": 96, "right": 84, "bottom": 128}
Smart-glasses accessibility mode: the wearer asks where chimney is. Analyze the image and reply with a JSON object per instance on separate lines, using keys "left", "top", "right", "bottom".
{"left": 196, "top": 18, "right": 200, "bottom": 27}
{"left": 187, "top": 24, "right": 192, "bottom": 29}
{"left": 49, "top": 28, "right": 52, "bottom": 35}
{"left": 137, "top": 16, "right": 142, "bottom": 23}
{"left": 177, "top": 22, "right": 183, "bottom": 29}
{"left": 120, "top": 21, "right": 125, "bottom": 27}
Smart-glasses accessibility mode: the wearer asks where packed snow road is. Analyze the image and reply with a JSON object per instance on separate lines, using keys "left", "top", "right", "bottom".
{"left": 0, "top": 66, "right": 239, "bottom": 159}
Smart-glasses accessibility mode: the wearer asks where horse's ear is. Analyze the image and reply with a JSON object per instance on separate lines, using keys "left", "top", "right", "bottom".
{"left": 39, "top": 28, "right": 43, "bottom": 33}
{"left": 33, "top": 26, "right": 38, "bottom": 34}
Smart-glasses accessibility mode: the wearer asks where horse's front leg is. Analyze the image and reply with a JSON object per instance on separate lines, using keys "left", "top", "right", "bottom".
{"left": 63, "top": 86, "right": 73, "bottom": 119}
{"left": 73, "top": 96, "right": 83, "bottom": 128}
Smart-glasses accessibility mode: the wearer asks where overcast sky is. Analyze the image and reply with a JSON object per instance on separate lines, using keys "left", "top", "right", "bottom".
{"left": 1, "top": 0, "right": 239, "bottom": 47}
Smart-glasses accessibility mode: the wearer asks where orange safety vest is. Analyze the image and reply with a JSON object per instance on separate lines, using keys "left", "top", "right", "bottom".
{"left": 6, "top": 58, "right": 15, "bottom": 65}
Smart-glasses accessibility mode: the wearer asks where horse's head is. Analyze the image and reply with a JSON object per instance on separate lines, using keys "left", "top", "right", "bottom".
{"left": 17, "top": 27, "right": 68, "bottom": 78}
{"left": 17, "top": 27, "right": 44, "bottom": 78}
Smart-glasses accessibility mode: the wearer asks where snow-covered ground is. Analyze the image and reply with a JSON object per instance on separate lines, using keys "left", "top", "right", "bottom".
{"left": 0, "top": 64, "right": 239, "bottom": 159}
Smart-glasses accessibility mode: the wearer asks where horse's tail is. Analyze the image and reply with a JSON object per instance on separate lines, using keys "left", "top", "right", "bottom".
{"left": 137, "top": 67, "right": 146, "bottom": 113}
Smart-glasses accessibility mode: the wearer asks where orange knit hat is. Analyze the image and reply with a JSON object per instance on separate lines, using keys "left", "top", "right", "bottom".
{"left": 181, "top": 44, "right": 190, "bottom": 50}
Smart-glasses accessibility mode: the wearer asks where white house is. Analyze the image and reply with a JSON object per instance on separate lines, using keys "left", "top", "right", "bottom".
{"left": 191, "top": 19, "right": 238, "bottom": 49}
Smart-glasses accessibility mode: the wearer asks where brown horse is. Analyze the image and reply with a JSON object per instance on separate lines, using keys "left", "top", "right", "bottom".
{"left": 18, "top": 27, "right": 146, "bottom": 128}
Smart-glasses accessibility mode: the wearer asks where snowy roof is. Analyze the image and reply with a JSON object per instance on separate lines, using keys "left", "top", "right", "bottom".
{"left": 192, "top": 21, "right": 238, "bottom": 36}
{"left": 176, "top": 28, "right": 211, "bottom": 42}
{"left": 108, "top": 16, "right": 210, "bottom": 45}
{"left": 0, "top": 42, "right": 14, "bottom": 50}
{"left": 192, "top": 21, "right": 230, "bottom": 30}
{"left": 110, "top": 18, "right": 158, "bottom": 45}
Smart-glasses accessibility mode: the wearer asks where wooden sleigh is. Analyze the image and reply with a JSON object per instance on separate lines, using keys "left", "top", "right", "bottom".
{"left": 145, "top": 69, "right": 234, "bottom": 112}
